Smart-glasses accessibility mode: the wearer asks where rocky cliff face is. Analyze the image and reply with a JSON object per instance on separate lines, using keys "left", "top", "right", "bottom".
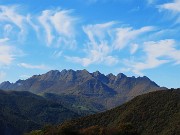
{"left": 0, "top": 69, "right": 164, "bottom": 109}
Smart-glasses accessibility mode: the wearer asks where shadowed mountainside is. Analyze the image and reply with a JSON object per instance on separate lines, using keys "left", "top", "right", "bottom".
{"left": 0, "top": 90, "right": 79, "bottom": 135}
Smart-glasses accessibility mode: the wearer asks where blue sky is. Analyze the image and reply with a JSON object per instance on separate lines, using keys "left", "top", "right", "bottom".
{"left": 0, "top": 0, "right": 180, "bottom": 88}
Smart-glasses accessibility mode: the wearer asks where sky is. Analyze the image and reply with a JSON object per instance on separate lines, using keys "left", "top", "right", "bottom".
{"left": 0, "top": 0, "right": 180, "bottom": 88}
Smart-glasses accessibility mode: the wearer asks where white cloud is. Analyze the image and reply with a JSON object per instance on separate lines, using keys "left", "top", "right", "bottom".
{"left": 26, "top": 14, "right": 40, "bottom": 38}
{"left": 66, "top": 41, "right": 119, "bottom": 66}
{"left": 0, "top": 38, "right": 9, "bottom": 43}
{"left": 158, "top": 0, "right": 180, "bottom": 23}
{"left": 66, "top": 22, "right": 154, "bottom": 66}
{"left": 113, "top": 26, "right": 155, "bottom": 50}
{"left": 130, "top": 43, "right": 139, "bottom": 54}
{"left": 158, "top": 0, "right": 180, "bottom": 12}
{"left": 38, "top": 10, "right": 54, "bottom": 45}
{"left": 82, "top": 21, "right": 116, "bottom": 44}
{"left": 0, "top": 5, "right": 77, "bottom": 49}
{"left": 0, "top": 5, "right": 27, "bottom": 39}
{"left": 50, "top": 10, "right": 76, "bottom": 37}
{"left": 0, "top": 38, "right": 15, "bottom": 66}
{"left": 0, "top": 45, "right": 14, "bottom": 65}
{"left": 38, "top": 8, "right": 77, "bottom": 47}
{"left": 18, "top": 63, "right": 49, "bottom": 70}
{"left": 124, "top": 39, "right": 180, "bottom": 75}
{"left": 3, "top": 24, "right": 13, "bottom": 36}
{"left": 66, "top": 22, "right": 119, "bottom": 66}
{"left": 52, "top": 50, "right": 62, "bottom": 58}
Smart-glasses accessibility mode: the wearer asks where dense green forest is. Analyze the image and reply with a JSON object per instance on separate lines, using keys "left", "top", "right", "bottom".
{"left": 0, "top": 90, "right": 79, "bottom": 135}
{"left": 27, "top": 89, "right": 180, "bottom": 135}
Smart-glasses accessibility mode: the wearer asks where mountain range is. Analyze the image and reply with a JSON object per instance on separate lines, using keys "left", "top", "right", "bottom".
{"left": 0, "top": 69, "right": 165, "bottom": 109}
{"left": 0, "top": 69, "right": 179, "bottom": 135}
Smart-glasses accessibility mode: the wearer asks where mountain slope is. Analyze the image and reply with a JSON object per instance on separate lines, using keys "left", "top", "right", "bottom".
{"left": 43, "top": 93, "right": 106, "bottom": 115}
{"left": 0, "top": 90, "right": 79, "bottom": 135}
{"left": 30, "top": 89, "right": 180, "bottom": 135}
{"left": 0, "top": 69, "right": 163, "bottom": 109}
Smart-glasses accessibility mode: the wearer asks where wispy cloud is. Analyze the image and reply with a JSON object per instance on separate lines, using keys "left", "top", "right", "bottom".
{"left": 0, "top": 5, "right": 78, "bottom": 48}
{"left": 158, "top": 0, "right": 180, "bottom": 12}
{"left": 18, "top": 63, "right": 49, "bottom": 70}
{"left": 66, "top": 22, "right": 154, "bottom": 66}
{"left": 52, "top": 50, "right": 63, "bottom": 58}
{"left": 158, "top": 0, "right": 180, "bottom": 23}
{"left": 124, "top": 39, "right": 180, "bottom": 75}
{"left": 130, "top": 43, "right": 139, "bottom": 54}
{"left": 113, "top": 26, "right": 155, "bottom": 50}
{"left": 0, "top": 38, "right": 16, "bottom": 66}
{"left": 66, "top": 22, "right": 118, "bottom": 66}
{"left": 0, "top": 5, "right": 27, "bottom": 40}
{"left": 66, "top": 42, "right": 119, "bottom": 66}
{"left": 38, "top": 8, "right": 77, "bottom": 47}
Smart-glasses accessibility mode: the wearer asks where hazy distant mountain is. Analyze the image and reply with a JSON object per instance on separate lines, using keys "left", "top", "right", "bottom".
{"left": 0, "top": 90, "right": 79, "bottom": 135}
{"left": 0, "top": 69, "right": 164, "bottom": 109}
{"left": 29, "top": 89, "right": 180, "bottom": 135}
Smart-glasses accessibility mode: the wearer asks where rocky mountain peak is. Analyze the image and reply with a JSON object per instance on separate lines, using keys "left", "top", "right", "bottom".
{"left": 39, "top": 70, "right": 60, "bottom": 81}
{"left": 92, "top": 71, "right": 101, "bottom": 76}
{"left": 116, "top": 73, "right": 127, "bottom": 79}
{"left": 106, "top": 73, "right": 116, "bottom": 79}
{"left": 0, "top": 81, "right": 11, "bottom": 85}
{"left": 0, "top": 81, "right": 11, "bottom": 89}
{"left": 76, "top": 69, "right": 90, "bottom": 75}
{"left": 47, "top": 70, "right": 60, "bottom": 75}
{"left": 92, "top": 71, "right": 108, "bottom": 84}
{"left": 60, "top": 69, "right": 68, "bottom": 75}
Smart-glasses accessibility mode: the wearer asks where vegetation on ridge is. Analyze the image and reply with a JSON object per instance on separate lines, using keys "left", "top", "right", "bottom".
{"left": 27, "top": 89, "right": 180, "bottom": 135}
{"left": 0, "top": 90, "right": 79, "bottom": 135}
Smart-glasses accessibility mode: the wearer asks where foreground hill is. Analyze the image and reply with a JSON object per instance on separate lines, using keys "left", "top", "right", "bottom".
{"left": 0, "top": 90, "right": 79, "bottom": 135}
{"left": 28, "top": 89, "right": 180, "bottom": 135}
{"left": 0, "top": 69, "right": 164, "bottom": 109}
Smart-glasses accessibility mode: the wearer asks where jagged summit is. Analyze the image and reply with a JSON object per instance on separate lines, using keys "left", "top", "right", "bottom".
{"left": 117, "top": 73, "right": 127, "bottom": 78}
{"left": 0, "top": 69, "right": 164, "bottom": 109}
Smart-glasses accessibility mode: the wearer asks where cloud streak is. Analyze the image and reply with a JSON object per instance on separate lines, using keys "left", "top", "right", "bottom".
{"left": 158, "top": 0, "right": 180, "bottom": 23}
{"left": 113, "top": 26, "right": 155, "bottom": 50}
{"left": 66, "top": 22, "right": 118, "bottom": 66}
{"left": 18, "top": 63, "right": 49, "bottom": 70}
{"left": 38, "top": 8, "right": 77, "bottom": 47}
{"left": 0, "top": 5, "right": 27, "bottom": 40}
{"left": 124, "top": 39, "right": 180, "bottom": 75}
{"left": 0, "top": 5, "right": 78, "bottom": 48}
{"left": 158, "top": 0, "right": 180, "bottom": 12}
{"left": 66, "top": 22, "right": 155, "bottom": 66}
{"left": 0, "top": 38, "right": 16, "bottom": 66}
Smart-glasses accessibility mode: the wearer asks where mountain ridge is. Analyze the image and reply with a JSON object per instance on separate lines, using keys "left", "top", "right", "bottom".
{"left": 0, "top": 69, "right": 165, "bottom": 109}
